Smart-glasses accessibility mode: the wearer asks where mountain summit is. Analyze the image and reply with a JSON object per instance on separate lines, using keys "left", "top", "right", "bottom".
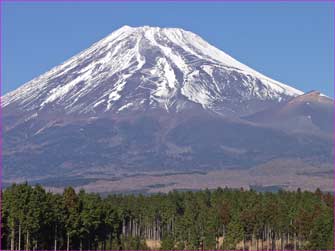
{"left": 3, "top": 26, "right": 332, "bottom": 192}
{"left": 4, "top": 25, "right": 302, "bottom": 118}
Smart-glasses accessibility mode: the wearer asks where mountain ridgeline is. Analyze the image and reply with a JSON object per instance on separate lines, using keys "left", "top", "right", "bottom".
{"left": 2, "top": 26, "right": 333, "bottom": 192}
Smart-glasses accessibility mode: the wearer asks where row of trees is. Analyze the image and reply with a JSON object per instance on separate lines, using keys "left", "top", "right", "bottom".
{"left": 1, "top": 183, "right": 333, "bottom": 250}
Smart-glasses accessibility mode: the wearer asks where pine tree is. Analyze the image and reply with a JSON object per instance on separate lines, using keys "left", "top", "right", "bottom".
{"left": 1, "top": 183, "right": 334, "bottom": 250}
{"left": 63, "top": 187, "right": 80, "bottom": 250}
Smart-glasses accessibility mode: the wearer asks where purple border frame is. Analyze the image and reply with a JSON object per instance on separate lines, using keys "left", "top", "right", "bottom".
{"left": 1, "top": 0, "right": 3, "bottom": 250}
{"left": 0, "top": 0, "right": 334, "bottom": 2}
{"left": 0, "top": 0, "right": 334, "bottom": 251}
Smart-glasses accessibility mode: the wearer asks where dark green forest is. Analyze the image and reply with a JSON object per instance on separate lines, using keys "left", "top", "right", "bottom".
{"left": 1, "top": 183, "right": 333, "bottom": 250}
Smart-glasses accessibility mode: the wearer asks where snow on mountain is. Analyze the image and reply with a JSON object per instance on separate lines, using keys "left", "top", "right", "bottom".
{"left": 3, "top": 25, "right": 303, "bottom": 116}
{"left": 3, "top": 26, "right": 332, "bottom": 189}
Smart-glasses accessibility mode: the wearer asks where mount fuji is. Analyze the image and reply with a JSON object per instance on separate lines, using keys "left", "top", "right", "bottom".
{"left": 3, "top": 26, "right": 333, "bottom": 192}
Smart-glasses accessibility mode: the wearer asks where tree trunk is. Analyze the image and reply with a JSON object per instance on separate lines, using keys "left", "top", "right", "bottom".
{"left": 252, "top": 233, "right": 256, "bottom": 250}
{"left": 122, "top": 220, "right": 125, "bottom": 236}
{"left": 54, "top": 225, "right": 57, "bottom": 251}
{"left": 243, "top": 235, "right": 245, "bottom": 251}
{"left": 18, "top": 222, "right": 21, "bottom": 251}
{"left": 267, "top": 228, "right": 270, "bottom": 251}
{"left": 67, "top": 232, "right": 70, "bottom": 251}
{"left": 11, "top": 220, "right": 15, "bottom": 251}
{"left": 26, "top": 230, "right": 29, "bottom": 251}
{"left": 281, "top": 233, "right": 283, "bottom": 251}
{"left": 33, "top": 240, "right": 37, "bottom": 251}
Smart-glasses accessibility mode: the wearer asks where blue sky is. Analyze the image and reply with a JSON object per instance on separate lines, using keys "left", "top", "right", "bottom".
{"left": 2, "top": 1, "right": 334, "bottom": 96}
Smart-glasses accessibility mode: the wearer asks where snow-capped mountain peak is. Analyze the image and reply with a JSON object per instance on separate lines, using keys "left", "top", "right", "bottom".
{"left": 3, "top": 25, "right": 303, "bottom": 116}
{"left": 3, "top": 26, "right": 332, "bottom": 190}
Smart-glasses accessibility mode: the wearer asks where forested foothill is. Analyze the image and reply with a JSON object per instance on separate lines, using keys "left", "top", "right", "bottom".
{"left": 1, "top": 183, "right": 333, "bottom": 250}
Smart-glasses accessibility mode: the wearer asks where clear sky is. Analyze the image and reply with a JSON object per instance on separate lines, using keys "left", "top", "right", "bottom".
{"left": 2, "top": 1, "right": 334, "bottom": 97}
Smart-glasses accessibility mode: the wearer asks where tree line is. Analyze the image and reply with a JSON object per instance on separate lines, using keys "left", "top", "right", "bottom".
{"left": 1, "top": 183, "right": 333, "bottom": 250}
